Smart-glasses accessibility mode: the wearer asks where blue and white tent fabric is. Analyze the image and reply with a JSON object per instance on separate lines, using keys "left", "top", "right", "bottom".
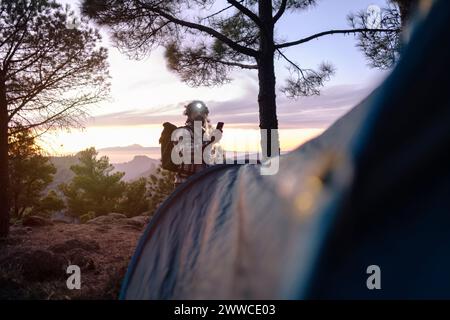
{"left": 120, "top": 0, "right": 450, "bottom": 299}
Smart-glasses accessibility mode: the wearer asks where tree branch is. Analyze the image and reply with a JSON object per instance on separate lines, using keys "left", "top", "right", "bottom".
{"left": 227, "top": 0, "right": 262, "bottom": 27}
{"left": 200, "top": 0, "right": 246, "bottom": 22}
{"left": 276, "top": 28, "right": 400, "bottom": 49}
{"left": 8, "top": 51, "right": 89, "bottom": 121}
{"left": 146, "top": 6, "right": 259, "bottom": 57}
{"left": 273, "top": 0, "right": 287, "bottom": 23}
{"left": 276, "top": 48, "right": 307, "bottom": 79}
{"left": 3, "top": 10, "right": 33, "bottom": 69}
{"left": 208, "top": 57, "right": 258, "bottom": 69}
{"left": 200, "top": 4, "right": 234, "bottom": 21}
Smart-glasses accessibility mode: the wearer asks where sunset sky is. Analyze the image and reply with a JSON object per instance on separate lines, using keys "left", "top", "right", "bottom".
{"left": 41, "top": 0, "right": 391, "bottom": 161}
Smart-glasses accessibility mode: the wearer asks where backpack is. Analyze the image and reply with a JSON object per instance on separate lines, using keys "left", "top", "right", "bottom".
{"left": 159, "top": 122, "right": 179, "bottom": 172}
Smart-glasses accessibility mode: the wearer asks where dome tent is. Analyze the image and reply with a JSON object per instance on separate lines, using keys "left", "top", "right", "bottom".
{"left": 121, "top": 0, "right": 450, "bottom": 299}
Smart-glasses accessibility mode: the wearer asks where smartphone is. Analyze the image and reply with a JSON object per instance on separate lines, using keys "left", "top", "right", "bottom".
{"left": 216, "top": 122, "right": 224, "bottom": 131}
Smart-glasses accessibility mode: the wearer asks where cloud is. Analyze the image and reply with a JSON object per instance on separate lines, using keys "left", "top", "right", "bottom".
{"left": 88, "top": 83, "right": 375, "bottom": 129}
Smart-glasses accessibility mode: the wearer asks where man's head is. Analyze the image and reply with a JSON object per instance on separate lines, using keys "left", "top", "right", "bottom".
{"left": 184, "top": 100, "right": 209, "bottom": 126}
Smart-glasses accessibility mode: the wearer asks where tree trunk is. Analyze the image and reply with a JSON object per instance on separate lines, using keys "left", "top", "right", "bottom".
{"left": 258, "top": 0, "right": 279, "bottom": 157}
{"left": 0, "top": 72, "right": 9, "bottom": 238}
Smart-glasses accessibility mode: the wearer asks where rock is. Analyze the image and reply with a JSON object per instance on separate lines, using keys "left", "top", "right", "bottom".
{"left": 128, "top": 216, "right": 149, "bottom": 226}
{"left": 94, "top": 225, "right": 111, "bottom": 233}
{"left": 49, "top": 238, "right": 100, "bottom": 254}
{"left": 10, "top": 226, "right": 28, "bottom": 235}
{"left": 51, "top": 218, "right": 70, "bottom": 224}
{"left": 112, "top": 216, "right": 148, "bottom": 229}
{"left": 107, "top": 213, "right": 127, "bottom": 219}
{"left": 8, "top": 249, "right": 67, "bottom": 282}
{"left": 119, "top": 224, "right": 142, "bottom": 231}
{"left": 22, "top": 216, "right": 54, "bottom": 227}
{"left": 86, "top": 215, "right": 116, "bottom": 225}
{"left": 121, "top": 219, "right": 143, "bottom": 228}
{"left": 86, "top": 213, "right": 130, "bottom": 225}
{"left": 65, "top": 248, "right": 96, "bottom": 271}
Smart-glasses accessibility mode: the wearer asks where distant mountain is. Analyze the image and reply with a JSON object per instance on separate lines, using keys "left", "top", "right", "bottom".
{"left": 112, "top": 155, "right": 160, "bottom": 181}
{"left": 98, "top": 144, "right": 160, "bottom": 153}
{"left": 98, "top": 144, "right": 161, "bottom": 163}
{"left": 48, "top": 153, "right": 160, "bottom": 190}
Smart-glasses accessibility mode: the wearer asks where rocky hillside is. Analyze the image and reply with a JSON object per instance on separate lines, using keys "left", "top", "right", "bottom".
{"left": 112, "top": 155, "right": 160, "bottom": 181}
{"left": 0, "top": 213, "right": 150, "bottom": 300}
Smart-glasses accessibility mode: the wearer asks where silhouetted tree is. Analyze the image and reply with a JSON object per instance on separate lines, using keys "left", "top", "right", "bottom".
{"left": 148, "top": 166, "right": 176, "bottom": 215}
{"left": 349, "top": 0, "right": 418, "bottom": 69}
{"left": 60, "top": 148, "right": 125, "bottom": 218}
{"left": 31, "top": 190, "right": 66, "bottom": 218}
{"left": 8, "top": 129, "right": 57, "bottom": 220}
{"left": 118, "top": 178, "right": 150, "bottom": 217}
{"left": 81, "top": 0, "right": 397, "bottom": 154}
{"left": 0, "top": 0, "right": 109, "bottom": 237}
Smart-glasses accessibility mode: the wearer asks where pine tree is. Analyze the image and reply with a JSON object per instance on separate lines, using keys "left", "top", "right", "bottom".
{"left": 118, "top": 178, "right": 150, "bottom": 217}
{"left": 60, "top": 148, "right": 125, "bottom": 218}
{"left": 8, "top": 129, "right": 58, "bottom": 220}
{"left": 82, "top": 0, "right": 399, "bottom": 156}
{"left": 148, "top": 166, "right": 176, "bottom": 215}
{"left": 0, "top": 0, "right": 109, "bottom": 237}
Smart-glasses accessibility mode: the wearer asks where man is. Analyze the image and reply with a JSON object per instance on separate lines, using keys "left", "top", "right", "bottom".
{"left": 173, "top": 100, "right": 220, "bottom": 187}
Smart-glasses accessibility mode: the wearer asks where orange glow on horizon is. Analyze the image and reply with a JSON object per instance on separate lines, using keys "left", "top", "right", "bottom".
{"left": 39, "top": 125, "right": 324, "bottom": 159}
